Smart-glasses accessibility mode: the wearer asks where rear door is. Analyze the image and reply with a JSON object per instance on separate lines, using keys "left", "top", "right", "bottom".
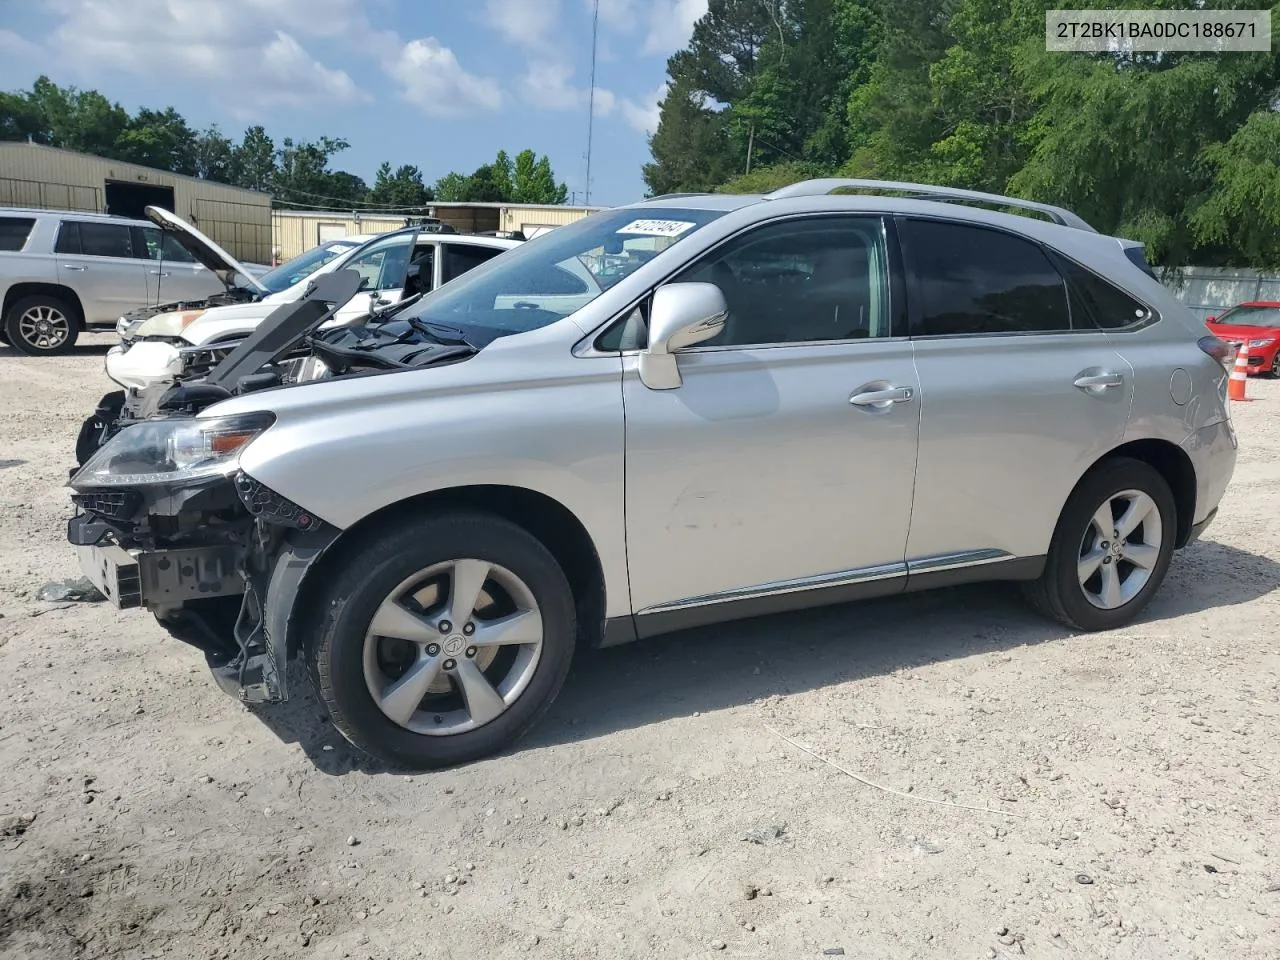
{"left": 898, "top": 216, "right": 1134, "bottom": 569}
{"left": 136, "top": 225, "right": 224, "bottom": 303}
{"left": 54, "top": 220, "right": 149, "bottom": 324}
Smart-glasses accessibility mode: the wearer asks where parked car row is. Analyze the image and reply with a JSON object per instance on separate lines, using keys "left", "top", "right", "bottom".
{"left": 64, "top": 178, "right": 1237, "bottom": 770}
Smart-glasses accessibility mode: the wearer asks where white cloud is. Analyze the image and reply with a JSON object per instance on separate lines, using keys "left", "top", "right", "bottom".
{"left": 520, "top": 60, "right": 585, "bottom": 110}
{"left": 485, "top": 0, "right": 561, "bottom": 51}
{"left": 594, "top": 0, "right": 638, "bottom": 30}
{"left": 642, "top": 0, "right": 708, "bottom": 56}
{"left": 39, "top": 0, "right": 373, "bottom": 111}
{"left": 619, "top": 82, "right": 667, "bottom": 135}
{"left": 388, "top": 39, "right": 503, "bottom": 116}
{"left": 0, "top": 28, "right": 41, "bottom": 59}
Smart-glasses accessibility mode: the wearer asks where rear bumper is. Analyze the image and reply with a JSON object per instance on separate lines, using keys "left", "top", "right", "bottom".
{"left": 1179, "top": 419, "right": 1236, "bottom": 543}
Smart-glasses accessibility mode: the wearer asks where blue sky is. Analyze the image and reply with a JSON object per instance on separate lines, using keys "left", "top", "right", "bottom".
{"left": 0, "top": 0, "right": 709, "bottom": 206}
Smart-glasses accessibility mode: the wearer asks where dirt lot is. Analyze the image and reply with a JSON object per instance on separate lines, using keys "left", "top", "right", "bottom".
{"left": 0, "top": 333, "right": 1277, "bottom": 960}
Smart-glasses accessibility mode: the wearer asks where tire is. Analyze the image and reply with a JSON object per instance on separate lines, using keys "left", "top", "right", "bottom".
{"left": 1022, "top": 457, "right": 1177, "bottom": 631}
{"left": 307, "top": 511, "right": 576, "bottom": 769}
{"left": 3, "top": 294, "right": 80, "bottom": 356}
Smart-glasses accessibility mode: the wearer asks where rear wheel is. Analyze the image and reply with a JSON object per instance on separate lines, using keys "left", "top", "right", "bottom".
{"left": 1023, "top": 457, "right": 1176, "bottom": 631}
{"left": 307, "top": 512, "right": 576, "bottom": 769}
{"left": 4, "top": 295, "right": 80, "bottom": 355}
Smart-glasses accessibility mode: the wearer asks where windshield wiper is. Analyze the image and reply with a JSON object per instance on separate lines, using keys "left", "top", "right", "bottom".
{"left": 409, "top": 318, "right": 478, "bottom": 351}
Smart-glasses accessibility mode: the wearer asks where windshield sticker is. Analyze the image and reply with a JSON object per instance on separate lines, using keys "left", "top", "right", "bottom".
{"left": 616, "top": 219, "right": 697, "bottom": 238}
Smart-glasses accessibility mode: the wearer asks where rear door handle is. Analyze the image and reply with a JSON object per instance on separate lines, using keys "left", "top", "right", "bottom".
{"left": 849, "top": 386, "right": 915, "bottom": 406}
{"left": 1073, "top": 372, "right": 1124, "bottom": 391}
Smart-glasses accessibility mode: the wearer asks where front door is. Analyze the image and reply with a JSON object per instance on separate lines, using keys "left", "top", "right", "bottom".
{"left": 897, "top": 216, "right": 1135, "bottom": 567}
{"left": 136, "top": 225, "right": 224, "bottom": 304}
{"left": 623, "top": 215, "right": 920, "bottom": 622}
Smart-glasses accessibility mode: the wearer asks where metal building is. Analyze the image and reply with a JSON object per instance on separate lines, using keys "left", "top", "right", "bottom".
{"left": 271, "top": 202, "right": 605, "bottom": 260}
{"left": 0, "top": 142, "right": 273, "bottom": 262}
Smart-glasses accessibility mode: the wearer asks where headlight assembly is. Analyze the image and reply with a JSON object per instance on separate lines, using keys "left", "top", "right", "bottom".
{"left": 69, "top": 413, "right": 275, "bottom": 489}
{"left": 1247, "top": 338, "right": 1274, "bottom": 348}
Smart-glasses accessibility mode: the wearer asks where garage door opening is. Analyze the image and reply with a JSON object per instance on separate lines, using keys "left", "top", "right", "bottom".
{"left": 104, "top": 181, "right": 176, "bottom": 221}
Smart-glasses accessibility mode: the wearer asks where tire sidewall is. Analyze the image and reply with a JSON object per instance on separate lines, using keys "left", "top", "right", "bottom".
{"left": 311, "top": 513, "right": 576, "bottom": 768}
{"left": 4, "top": 295, "right": 80, "bottom": 356}
{"left": 1049, "top": 458, "right": 1177, "bottom": 631}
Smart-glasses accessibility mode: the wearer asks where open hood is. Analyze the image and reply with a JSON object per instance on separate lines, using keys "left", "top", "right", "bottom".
{"left": 199, "top": 268, "right": 363, "bottom": 391}
{"left": 144, "top": 205, "right": 269, "bottom": 296}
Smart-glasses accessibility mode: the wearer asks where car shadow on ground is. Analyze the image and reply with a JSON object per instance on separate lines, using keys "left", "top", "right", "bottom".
{"left": 246, "top": 537, "right": 1280, "bottom": 776}
{"left": 0, "top": 342, "right": 113, "bottom": 358}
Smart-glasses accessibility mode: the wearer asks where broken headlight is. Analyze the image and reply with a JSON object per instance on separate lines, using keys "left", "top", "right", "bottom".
{"left": 69, "top": 412, "right": 276, "bottom": 489}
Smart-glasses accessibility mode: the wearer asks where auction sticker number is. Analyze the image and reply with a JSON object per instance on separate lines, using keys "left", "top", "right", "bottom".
{"left": 617, "top": 219, "right": 696, "bottom": 238}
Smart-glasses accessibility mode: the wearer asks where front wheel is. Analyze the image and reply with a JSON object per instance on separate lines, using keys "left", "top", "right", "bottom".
{"left": 307, "top": 512, "right": 576, "bottom": 769}
{"left": 1023, "top": 457, "right": 1177, "bottom": 631}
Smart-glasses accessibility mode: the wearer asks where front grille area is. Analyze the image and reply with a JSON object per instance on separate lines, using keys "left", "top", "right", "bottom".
{"left": 74, "top": 491, "right": 140, "bottom": 522}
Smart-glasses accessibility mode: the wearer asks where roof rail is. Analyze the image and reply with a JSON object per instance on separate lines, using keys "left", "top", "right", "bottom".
{"left": 646, "top": 192, "right": 711, "bottom": 201}
{"left": 765, "top": 178, "right": 1096, "bottom": 232}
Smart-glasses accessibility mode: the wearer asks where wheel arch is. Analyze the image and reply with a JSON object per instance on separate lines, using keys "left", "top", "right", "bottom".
{"left": 290, "top": 484, "right": 609, "bottom": 657}
{"left": 1084, "top": 438, "right": 1198, "bottom": 548}
{"left": 3, "top": 282, "right": 86, "bottom": 326}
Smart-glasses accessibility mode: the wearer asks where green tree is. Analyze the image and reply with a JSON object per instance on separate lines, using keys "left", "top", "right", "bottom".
{"left": 0, "top": 90, "right": 48, "bottom": 143}
{"left": 193, "top": 126, "right": 234, "bottom": 182}
{"left": 511, "top": 149, "right": 568, "bottom": 203}
{"left": 26, "top": 76, "right": 129, "bottom": 157}
{"left": 231, "top": 126, "right": 277, "bottom": 192}
{"left": 367, "top": 162, "right": 433, "bottom": 207}
{"left": 433, "top": 171, "right": 471, "bottom": 202}
{"left": 115, "top": 107, "right": 198, "bottom": 175}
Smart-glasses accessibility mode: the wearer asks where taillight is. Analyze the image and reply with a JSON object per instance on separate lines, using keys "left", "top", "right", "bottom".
{"left": 1198, "top": 334, "right": 1234, "bottom": 370}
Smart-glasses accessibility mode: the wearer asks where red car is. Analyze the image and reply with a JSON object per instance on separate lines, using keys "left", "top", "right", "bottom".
{"left": 1205, "top": 301, "right": 1280, "bottom": 377}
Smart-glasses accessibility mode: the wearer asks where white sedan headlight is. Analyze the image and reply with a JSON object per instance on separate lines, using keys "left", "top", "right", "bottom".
{"left": 133, "top": 309, "right": 208, "bottom": 339}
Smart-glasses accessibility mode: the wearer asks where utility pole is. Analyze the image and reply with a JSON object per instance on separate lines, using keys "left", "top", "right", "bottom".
{"left": 584, "top": 0, "right": 599, "bottom": 205}
{"left": 745, "top": 122, "right": 755, "bottom": 175}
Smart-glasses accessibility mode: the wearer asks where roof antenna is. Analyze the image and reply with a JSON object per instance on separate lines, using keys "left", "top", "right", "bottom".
{"left": 584, "top": 0, "right": 599, "bottom": 206}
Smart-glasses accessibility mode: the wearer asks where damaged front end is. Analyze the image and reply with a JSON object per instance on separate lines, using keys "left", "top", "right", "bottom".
{"left": 67, "top": 268, "right": 485, "bottom": 705}
{"left": 67, "top": 409, "right": 337, "bottom": 703}
{"left": 67, "top": 272, "right": 364, "bottom": 704}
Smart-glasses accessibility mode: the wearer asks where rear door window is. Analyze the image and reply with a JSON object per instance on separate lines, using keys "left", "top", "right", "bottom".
{"left": 898, "top": 218, "right": 1073, "bottom": 335}
{"left": 0, "top": 216, "right": 36, "bottom": 252}
{"left": 1049, "top": 252, "right": 1154, "bottom": 330}
{"left": 442, "top": 243, "right": 505, "bottom": 284}
{"left": 74, "top": 221, "right": 135, "bottom": 259}
{"left": 54, "top": 221, "right": 81, "bottom": 255}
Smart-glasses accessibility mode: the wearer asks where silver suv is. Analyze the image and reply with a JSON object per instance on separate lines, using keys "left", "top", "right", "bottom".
{"left": 0, "top": 207, "right": 231, "bottom": 354}
{"left": 67, "top": 179, "right": 1238, "bottom": 769}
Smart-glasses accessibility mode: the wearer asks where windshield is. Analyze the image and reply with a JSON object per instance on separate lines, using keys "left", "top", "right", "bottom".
{"left": 257, "top": 240, "right": 360, "bottom": 294}
{"left": 397, "top": 207, "right": 726, "bottom": 339}
{"left": 1215, "top": 305, "right": 1280, "bottom": 328}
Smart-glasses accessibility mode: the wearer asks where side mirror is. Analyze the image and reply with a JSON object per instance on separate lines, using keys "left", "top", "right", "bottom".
{"left": 1206, "top": 315, "right": 1217, "bottom": 323}
{"left": 638, "top": 282, "right": 728, "bottom": 390}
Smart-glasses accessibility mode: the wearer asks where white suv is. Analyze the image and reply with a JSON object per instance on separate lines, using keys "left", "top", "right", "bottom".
{"left": 0, "top": 207, "right": 234, "bottom": 355}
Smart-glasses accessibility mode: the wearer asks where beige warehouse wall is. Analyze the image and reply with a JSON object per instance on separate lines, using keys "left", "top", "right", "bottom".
{"left": 271, "top": 214, "right": 409, "bottom": 261}
{"left": 0, "top": 143, "right": 272, "bottom": 262}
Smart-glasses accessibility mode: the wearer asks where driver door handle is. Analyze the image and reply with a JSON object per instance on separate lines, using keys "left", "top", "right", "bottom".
{"left": 849, "top": 386, "right": 914, "bottom": 406}
{"left": 1073, "top": 372, "right": 1124, "bottom": 391}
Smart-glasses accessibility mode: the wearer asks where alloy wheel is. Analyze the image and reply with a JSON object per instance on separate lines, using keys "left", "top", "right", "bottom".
{"left": 362, "top": 558, "right": 544, "bottom": 735}
{"left": 17, "top": 305, "right": 71, "bottom": 351}
{"left": 1077, "top": 489, "right": 1163, "bottom": 610}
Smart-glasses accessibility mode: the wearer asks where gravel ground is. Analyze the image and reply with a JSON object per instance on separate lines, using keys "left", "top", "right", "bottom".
{"left": 1, "top": 333, "right": 1277, "bottom": 960}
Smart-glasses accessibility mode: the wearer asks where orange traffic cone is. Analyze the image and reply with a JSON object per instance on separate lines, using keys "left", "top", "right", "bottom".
{"left": 1228, "top": 343, "right": 1251, "bottom": 401}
